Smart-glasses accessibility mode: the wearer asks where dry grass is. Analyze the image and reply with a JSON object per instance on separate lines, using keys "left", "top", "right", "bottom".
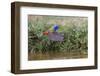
{"left": 28, "top": 50, "right": 88, "bottom": 60}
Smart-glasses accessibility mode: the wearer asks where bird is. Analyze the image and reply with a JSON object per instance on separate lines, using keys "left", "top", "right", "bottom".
{"left": 43, "top": 24, "right": 64, "bottom": 41}
{"left": 43, "top": 24, "right": 59, "bottom": 35}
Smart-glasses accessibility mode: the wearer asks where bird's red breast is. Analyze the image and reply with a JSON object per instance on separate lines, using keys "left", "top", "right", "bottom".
{"left": 43, "top": 31, "right": 49, "bottom": 35}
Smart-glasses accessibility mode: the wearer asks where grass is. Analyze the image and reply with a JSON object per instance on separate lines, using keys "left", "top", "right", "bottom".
{"left": 28, "top": 15, "right": 88, "bottom": 60}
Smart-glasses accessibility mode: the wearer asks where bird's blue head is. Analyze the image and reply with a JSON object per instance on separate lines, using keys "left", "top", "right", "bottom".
{"left": 53, "top": 24, "right": 59, "bottom": 32}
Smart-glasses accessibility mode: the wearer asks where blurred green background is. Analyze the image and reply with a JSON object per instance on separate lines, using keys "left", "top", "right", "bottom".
{"left": 28, "top": 15, "right": 88, "bottom": 60}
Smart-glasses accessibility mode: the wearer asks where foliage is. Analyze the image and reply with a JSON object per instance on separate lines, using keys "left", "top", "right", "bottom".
{"left": 28, "top": 16, "right": 88, "bottom": 55}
